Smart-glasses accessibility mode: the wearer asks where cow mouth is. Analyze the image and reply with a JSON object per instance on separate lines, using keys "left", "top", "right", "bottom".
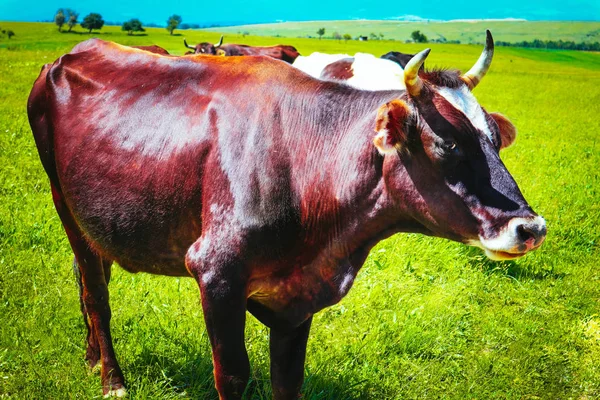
{"left": 482, "top": 248, "right": 527, "bottom": 261}
{"left": 467, "top": 240, "right": 540, "bottom": 261}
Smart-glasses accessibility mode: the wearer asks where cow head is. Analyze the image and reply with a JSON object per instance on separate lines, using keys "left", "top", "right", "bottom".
{"left": 184, "top": 35, "right": 224, "bottom": 54}
{"left": 374, "top": 30, "right": 546, "bottom": 260}
{"left": 380, "top": 51, "right": 424, "bottom": 71}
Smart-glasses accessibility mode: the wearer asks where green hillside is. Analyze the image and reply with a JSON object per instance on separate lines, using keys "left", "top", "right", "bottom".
{"left": 205, "top": 20, "right": 600, "bottom": 43}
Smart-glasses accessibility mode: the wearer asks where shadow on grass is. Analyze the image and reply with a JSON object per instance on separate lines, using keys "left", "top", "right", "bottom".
{"left": 462, "top": 247, "right": 566, "bottom": 281}
{"left": 60, "top": 30, "right": 112, "bottom": 35}
{"left": 122, "top": 329, "right": 382, "bottom": 399}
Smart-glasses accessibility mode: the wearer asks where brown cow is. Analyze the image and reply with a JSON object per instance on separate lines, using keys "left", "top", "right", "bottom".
{"left": 132, "top": 44, "right": 170, "bottom": 55}
{"left": 28, "top": 33, "right": 545, "bottom": 398}
{"left": 184, "top": 35, "right": 300, "bottom": 63}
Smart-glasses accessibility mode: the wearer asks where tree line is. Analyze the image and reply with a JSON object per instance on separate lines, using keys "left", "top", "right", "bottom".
{"left": 48, "top": 13, "right": 600, "bottom": 52}
{"left": 495, "top": 39, "right": 600, "bottom": 51}
{"left": 53, "top": 9, "right": 185, "bottom": 36}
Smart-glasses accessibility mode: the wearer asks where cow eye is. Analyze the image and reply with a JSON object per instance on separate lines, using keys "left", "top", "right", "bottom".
{"left": 443, "top": 141, "right": 460, "bottom": 155}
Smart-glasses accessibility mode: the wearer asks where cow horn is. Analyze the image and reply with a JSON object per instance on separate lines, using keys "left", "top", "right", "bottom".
{"left": 215, "top": 35, "right": 224, "bottom": 48}
{"left": 184, "top": 39, "right": 195, "bottom": 50}
{"left": 403, "top": 48, "right": 430, "bottom": 97}
{"left": 461, "top": 30, "right": 494, "bottom": 90}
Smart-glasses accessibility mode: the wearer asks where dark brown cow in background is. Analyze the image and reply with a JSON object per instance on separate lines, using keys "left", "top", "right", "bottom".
{"left": 381, "top": 50, "right": 424, "bottom": 71}
{"left": 28, "top": 30, "right": 545, "bottom": 399}
{"left": 132, "top": 45, "right": 170, "bottom": 55}
{"left": 183, "top": 35, "right": 300, "bottom": 63}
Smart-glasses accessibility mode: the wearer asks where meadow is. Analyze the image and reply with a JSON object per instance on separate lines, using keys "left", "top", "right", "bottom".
{"left": 206, "top": 20, "right": 600, "bottom": 43}
{"left": 0, "top": 21, "right": 599, "bottom": 399}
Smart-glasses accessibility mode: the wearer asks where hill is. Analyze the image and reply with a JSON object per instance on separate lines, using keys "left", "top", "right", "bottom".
{"left": 204, "top": 20, "right": 600, "bottom": 43}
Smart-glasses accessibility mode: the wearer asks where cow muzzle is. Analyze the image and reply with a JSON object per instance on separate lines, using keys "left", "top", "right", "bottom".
{"left": 470, "top": 215, "right": 547, "bottom": 260}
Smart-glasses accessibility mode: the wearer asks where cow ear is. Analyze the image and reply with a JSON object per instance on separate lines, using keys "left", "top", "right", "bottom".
{"left": 373, "top": 100, "right": 411, "bottom": 155}
{"left": 489, "top": 112, "right": 517, "bottom": 150}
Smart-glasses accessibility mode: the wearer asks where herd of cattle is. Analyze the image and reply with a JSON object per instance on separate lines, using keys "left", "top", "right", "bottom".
{"left": 27, "top": 30, "right": 546, "bottom": 399}
{"left": 143, "top": 35, "right": 422, "bottom": 89}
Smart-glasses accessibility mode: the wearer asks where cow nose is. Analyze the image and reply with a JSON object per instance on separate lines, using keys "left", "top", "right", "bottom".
{"left": 516, "top": 218, "right": 547, "bottom": 249}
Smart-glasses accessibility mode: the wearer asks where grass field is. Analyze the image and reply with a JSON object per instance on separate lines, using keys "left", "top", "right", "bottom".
{"left": 205, "top": 20, "right": 600, "bottom": 43}
{"left": 1, "top": 21, "right": 600, "bottom": 399}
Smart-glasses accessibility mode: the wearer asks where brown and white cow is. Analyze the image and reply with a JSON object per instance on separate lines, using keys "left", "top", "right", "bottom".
{"left": 28, "top": 32, "right": 545, "bottom": 398}
{"left": 184, "top": 35, "right": 300, "bottom": 63}
{"left": 294, "top": 50, "right": 422, "bottom": 90}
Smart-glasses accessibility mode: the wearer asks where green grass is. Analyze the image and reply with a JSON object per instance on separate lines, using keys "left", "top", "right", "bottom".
{"left": 1, "top": 21, "right": 600, "bottom": 399}
{"left": 206, "top": 20, "right": 600, "bottom": 43}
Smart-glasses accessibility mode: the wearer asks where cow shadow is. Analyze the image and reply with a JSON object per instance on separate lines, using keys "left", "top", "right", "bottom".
{"left": 122, "top": 327, "right": 380, "bottom": 399}
{"left": 60, "top": 30, "right": 107, "bottom": 35}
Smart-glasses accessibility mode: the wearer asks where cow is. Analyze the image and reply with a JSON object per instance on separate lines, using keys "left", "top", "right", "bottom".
{"left": 132, "top": 44, "right": 170, "bottom": 55}
{"left": 291, "top": 52, "right": 351, "bottom": 78}
{"left": 27, "top": 30, "right": 546, "bottom": 399}
{"left": 294, "top": 51, "right": 423, "bottom": 90}
{"left": 381, "top": 50, "right": 424, "bottom": 71}
{"left": 183, "top": 35, "right": 300, "bottom": 63}
{"left": 319, "top": 53, "right": 405, "bottom": 90}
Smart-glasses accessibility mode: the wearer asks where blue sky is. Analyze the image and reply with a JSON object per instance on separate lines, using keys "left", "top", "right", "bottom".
{"left": 1, "top": 0, "right": 598, "bottom": 25}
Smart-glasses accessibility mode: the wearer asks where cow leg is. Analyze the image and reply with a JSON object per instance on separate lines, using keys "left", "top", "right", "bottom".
{"left": 269, "top": 317, "right": 313, "bottom": 400}
{"left": 187, "top": 242, "right": 250, "bottom": 400}
{"left": 51, "top": 185, "right": 125, "bottom": 397}
{"left": 74, "top": 257, "right": 113, "bottom": 373}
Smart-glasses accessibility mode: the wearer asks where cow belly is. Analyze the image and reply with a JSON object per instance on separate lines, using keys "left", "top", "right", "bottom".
{"left": 56, "top": 143, "right": 206, "bottom": 277}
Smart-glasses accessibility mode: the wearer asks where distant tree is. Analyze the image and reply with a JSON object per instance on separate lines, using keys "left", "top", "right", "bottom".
{"left": 379, "top": 32, "right": 385, "bottom": 40}
{"left": 54, "top": 9, "right": 65, "bottom": 31}
{"left": 411, "top": 30, "right": 428, "bottom": 43}
{"left": 242, "top": 31, "right": 250, "bottom": 37}
{"left": 370, "top": 32, "right": 378, "bottom": 40}
{"left": 343, "top": 33, "right": 352, "bottom": 43}
{"left": 333, "top": 31, "right": 342, "bottom": 42}
{"left": 122, "top": 18, "right": 145, "bottom": 35}
{"left": 66, "top": 9, "right": 79, "bottom": 32}
{"left": 81, "top": 13, "right": 104, "bottom": 33}
{"left": 7, "top": 30, "right": 15, "bottom": 39}
{"left": 317, "top": 27, "right": 325, "bottom": 40}
{"left": 166, "top": 14, "right": 182, "bottom": 35}
{"left": 180, "top": 23, "right": 190, "bottom": 30}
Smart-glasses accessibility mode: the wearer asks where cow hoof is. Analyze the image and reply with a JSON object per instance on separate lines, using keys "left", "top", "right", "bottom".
{"left": 103, "top": 387, "right": 128, "bottom": 398}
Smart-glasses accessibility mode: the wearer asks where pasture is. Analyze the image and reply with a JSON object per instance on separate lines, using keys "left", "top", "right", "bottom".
{"left": 206, "top": 20, "right": 600, "bottom": 43}
{"left": 1, "top": 21, "right": 600, "bottom": 399}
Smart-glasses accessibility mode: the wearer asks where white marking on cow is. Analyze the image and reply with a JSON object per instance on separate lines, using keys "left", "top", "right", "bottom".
{"left": 338, "top": 273, "right": 354, "bottom": 296}
{"left": 468, "top": 215, "right": 546, "bottom": 259}
{"left": 346, "top": 53, "right": 405, "bottom": 91}
{"left": 201, "top": 270, "right": 216, "bottom": 285}
{"left": 437, "top": 86, "right": 493, "bottom": 141}
{"left": 292, "top": 52, "right": 351, "bottom": 78}
{"left": 103, "top": 387, "right": 127, "bottom": 398}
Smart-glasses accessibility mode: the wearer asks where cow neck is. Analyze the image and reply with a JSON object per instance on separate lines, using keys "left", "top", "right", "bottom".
{"left": 280, "top": 83, "right": 418, "bottom": 259}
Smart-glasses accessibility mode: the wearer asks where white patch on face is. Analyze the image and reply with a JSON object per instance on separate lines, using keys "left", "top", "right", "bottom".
{"left": 292, "top": 52, "right": 352, "bottom": 78}
{"left": 346, "top": 53, "right": 405, "bottom": 91}
{"left": 437, "top": 86, "right": 494, "bottom": 142}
